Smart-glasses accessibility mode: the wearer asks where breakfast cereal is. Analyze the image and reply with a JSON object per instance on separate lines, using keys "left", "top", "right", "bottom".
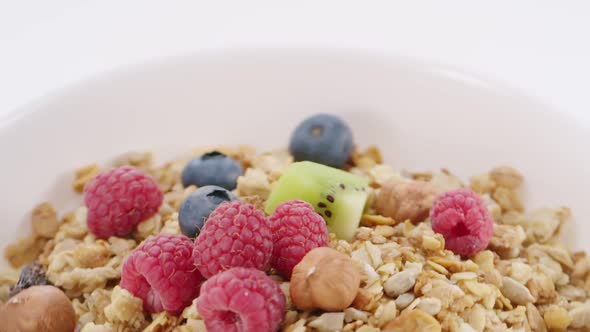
{"left": 0, "top": 113, "right": 587, "bottom": 332}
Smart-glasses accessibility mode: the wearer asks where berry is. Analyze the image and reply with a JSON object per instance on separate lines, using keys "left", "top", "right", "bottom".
{"left": 181, "top": 151, "right": 243, "bottom": 190}
{"left": 120, "top": 233, "right": 203, "bottom": 314}
{"left": 193, "top": 201, "right": 273, "bottom": 279}
{"left": 84, "top": 166, "right": 163, "bottom": 238}
{"left": 9, "top": 262, "right": 51, "bottom": 297}
{"left": 197, "top": 267, "right": 286, "bottom": 332}
{"left": 269, "top": 200, "right": 329, "bottom": 277}
{"left": 430, "top": 189, "right": 494, "bottom": 257}
{"left": 289, "top": 114, "right": 354, "bottom": 168}
{"left": 179, "top": 185, "right": 237, "bottom": 238}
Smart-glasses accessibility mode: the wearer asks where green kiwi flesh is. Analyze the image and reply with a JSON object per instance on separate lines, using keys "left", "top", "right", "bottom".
{"left": 264, "top": 161, "right": 369, "bottom": 240}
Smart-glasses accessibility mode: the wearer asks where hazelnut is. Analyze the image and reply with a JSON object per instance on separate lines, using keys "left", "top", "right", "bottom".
{"left": 0, "top": 285, "right": 76, "bottom": 332}
{"left": 290, "top": 247, "right": 361, "bottom": 312}
{"left": 374, "top": 181, "right": 437, "bottom": 223}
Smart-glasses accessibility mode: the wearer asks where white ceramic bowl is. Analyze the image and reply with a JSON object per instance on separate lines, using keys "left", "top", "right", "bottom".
{"left": 1, "top": 49, "right": 588, "bottom": 269}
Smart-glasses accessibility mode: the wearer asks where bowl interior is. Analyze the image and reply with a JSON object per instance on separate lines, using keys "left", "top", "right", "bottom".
{"left": 1, "top": 49, "right": 588, "bottom": 269}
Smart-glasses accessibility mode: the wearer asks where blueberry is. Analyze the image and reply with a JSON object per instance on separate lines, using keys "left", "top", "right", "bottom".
{"left": 179, "top": 185, "right": 237, "bottom": 238}
{"left": 181, "top": 151, "right": 243, "bottom": 190}
{"left": 289, "top": 114, "right": 354, "bottom": 168}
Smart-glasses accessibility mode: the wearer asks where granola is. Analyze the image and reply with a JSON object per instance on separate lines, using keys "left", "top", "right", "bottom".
{"left": 1, "top": 141, "right": 588, "bottom": 332}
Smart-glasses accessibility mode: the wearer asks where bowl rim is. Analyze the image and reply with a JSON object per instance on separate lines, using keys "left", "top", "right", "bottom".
{"left": 0, "top": 46, "right": 576, "bottom": 131}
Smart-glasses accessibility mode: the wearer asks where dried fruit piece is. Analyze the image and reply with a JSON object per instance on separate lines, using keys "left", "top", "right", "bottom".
{"left": 290, "top": 247, "right": 361, "bottom": 311}
{"left": 8, "top": 262, "right": 51, "bottom": 297}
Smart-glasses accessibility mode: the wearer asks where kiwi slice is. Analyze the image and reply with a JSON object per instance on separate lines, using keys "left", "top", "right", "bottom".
{"left": 265, "top": 161, "right": 369, "bottom": 241}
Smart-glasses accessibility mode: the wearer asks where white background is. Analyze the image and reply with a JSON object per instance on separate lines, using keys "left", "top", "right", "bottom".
{"left": 0, "top": 1, "right": 589, "bottom": 122}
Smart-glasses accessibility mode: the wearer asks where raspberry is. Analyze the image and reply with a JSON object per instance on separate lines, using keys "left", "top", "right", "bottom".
{"left": 430, "top": 189, "right": 494, "bottom": 257}
{"left": 84, "top": 166, "right": 163, "bottom": 238}
{"left": 193, "top": 201, "right": 273, "bottom": 278}
{"left": 197, "top": 267, "right": 286, "bottom": 332}
{"left": 120, "top": 233, "right": 203, "bottom": 314}
{"left": 269, "top": 200, "right": 329, "bottom": 277}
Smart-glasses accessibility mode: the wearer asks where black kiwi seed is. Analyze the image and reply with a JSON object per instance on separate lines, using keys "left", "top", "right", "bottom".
{"left": 324, "top": 210, "right": 332, "bottom": 217}
{"left": 318, "top": 202, "right": 327, "bottom": 208}
{"left": 339, "top": 183, "right": 346, "bottom": 189}
{"left": 327, "top": 195, "right": 335, "bottom": 203}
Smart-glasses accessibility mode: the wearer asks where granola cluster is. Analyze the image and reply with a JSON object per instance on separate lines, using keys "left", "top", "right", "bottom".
{"left": 1, "top": 146, "right": 588, "bottom": 332}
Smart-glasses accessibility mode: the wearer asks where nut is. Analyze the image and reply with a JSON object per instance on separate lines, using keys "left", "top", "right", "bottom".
{"left": 430, "top": 169, "right": 464, "bottom": 192}
{"left": 492, "top": 187, "right": 524, "bottom": 212}
{"left": 395, "top": 293, "right": 416, "bottom": 310}
{"left": 290, "top": 247, "right": 361, "bottom": 311}
{"left": 361, "top": 214, "right": 396, "bottom": 226}
{"left": 73, "top": 164, "right": 101, "bottom": 193}
{"left": 417, "top": 297, "right": 442, "bottom": 316}
{"left": 104, "top": 286, "right": 146, "bottom": 328}
{"left": 374, "top": 181, "right": 438, "bottom": 224}
{"left": 489, "top": 166, "right": 523, "bottom": 189}
{"left": 526, "top": 207, "right": 570, "bottom": 244}
{"left": 4, "top": 234, "right": 47, "bottom": 268}
{"left": 569, "top": 302, "right": 590, "bottom": 328}
{"left": 80, "top": 323, "right": 114, "bottom": 332}
{"left": 344, "top": 307, "right": 369, "bottom": 323}
{"left": 308, "top": 312, "right": 345, "bottom": 332}
{"left": 526, "top": 303, "right": 547, "bottom": 332}
{"left": 469, "top": 173, "right": 496, "bottom": 194}
{"left": 501, "top": 276, "right": 535, "bottom": 305}
{"left": 384, "top": 268, "right": 420, "bottom": 297}
{"left": 352, "top": 145, "right": 383, "bottom": 166}
{"left": 0, "top": 285, "right": 76, "bottom": 332}
{"left": 382, "top": 309, "right": 441, "bottom": 332}
{"left": 543, "top": 305, "right": 571, "bottom": 330}
{"left": 31, "top": 203, "right": 59, "bottom": 238}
